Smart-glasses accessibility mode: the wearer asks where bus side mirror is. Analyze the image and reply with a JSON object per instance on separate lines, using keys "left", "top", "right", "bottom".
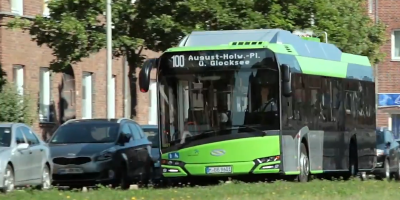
{"left": 139, "top": 58, "right": 158, "bottom": 93}
{"left": 281, "top": 64, "right": 292, "bottom": 97}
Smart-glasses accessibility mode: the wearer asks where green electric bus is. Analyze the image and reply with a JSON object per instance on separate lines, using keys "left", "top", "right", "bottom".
{"left": 138, "top": 29, "right": 376, "bottom": 182}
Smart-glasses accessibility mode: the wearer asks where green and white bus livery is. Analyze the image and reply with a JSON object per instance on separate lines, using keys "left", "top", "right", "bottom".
{"left": 138, "top": 29, "right": 376, "bottom": 182}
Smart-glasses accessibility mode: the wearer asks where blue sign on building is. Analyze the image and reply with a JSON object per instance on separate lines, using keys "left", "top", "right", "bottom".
{"left": 378, "top": 93, "right": 400, "bottom": 107}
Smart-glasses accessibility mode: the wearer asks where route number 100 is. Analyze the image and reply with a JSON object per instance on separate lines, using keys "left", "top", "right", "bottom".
{"left": 172, "top": 55, "right": 185, "bottom": 68}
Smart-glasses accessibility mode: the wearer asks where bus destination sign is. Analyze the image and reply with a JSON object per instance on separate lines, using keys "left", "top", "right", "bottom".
{"left": 165, "top": 49, "right": 266, "bottom": 68}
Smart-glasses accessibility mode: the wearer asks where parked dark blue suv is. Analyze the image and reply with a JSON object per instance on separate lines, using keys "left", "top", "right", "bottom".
{"left": 140, "top": 125, "right": 162, "bottom": 182}
{"left": 373, "top": 127, "right": 400, "bottom": 181}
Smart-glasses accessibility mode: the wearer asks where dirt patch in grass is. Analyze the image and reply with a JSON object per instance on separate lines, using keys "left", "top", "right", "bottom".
{"left": 1, "top": 179, "right": 398, "bottom": 200}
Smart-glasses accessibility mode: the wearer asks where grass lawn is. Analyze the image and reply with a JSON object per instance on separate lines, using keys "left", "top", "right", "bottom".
{"left": 1, "top": 179, "right": 399, "bottom": 200}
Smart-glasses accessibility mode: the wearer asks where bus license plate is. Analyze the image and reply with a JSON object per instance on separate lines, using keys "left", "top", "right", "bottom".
{"left": 206, "top": 166, "right": 232, "bottom": 174}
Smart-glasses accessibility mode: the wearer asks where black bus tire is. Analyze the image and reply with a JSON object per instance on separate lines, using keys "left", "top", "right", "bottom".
{"left": 298, "top": 143, "right": 310, "bottom": 182}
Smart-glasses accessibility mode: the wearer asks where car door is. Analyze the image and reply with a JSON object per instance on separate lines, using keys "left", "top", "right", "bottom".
{"left": 136, "top": 124, "right": 153, "bottom": 162}
{"left": 384, "top": 130, "right": 397, "bottom": 170}
{"left": 20, "top": 126, "right": 42, "bottom": 180}
{"left": 11, "top": 127, "right": 30, "bottom": 183}
{"left": 119, "top": 123, "right": 138, "bottom": 176}
{"left": 390, "top": 131, "right": 400, "bottom": 168}
{"left": 128, "top": 123, "right": 150, "bottom": 172}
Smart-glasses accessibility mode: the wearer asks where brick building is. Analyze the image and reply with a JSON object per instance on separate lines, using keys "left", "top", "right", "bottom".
{"left": 368, "top": 0, "right": 400, "bottom": 138}
{"left": 1, "top": 0, "right": 397, "bottom": 138}
{"left": 0, "top": 0, "right": 159, "bottom": 139}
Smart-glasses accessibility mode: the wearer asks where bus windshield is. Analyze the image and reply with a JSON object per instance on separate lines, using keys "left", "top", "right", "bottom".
{"left": 158, "top": 49, "right": 280, "bottom": 150}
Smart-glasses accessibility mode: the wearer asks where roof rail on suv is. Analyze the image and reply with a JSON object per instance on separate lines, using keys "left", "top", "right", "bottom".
{"left": 62, "top": 118, "right": 136, "bottom": 125}
{"left": 62, "top": 118, "right": 80, "bottom": 125}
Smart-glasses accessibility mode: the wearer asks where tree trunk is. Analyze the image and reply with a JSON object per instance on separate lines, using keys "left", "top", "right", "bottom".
{"left": 126, "top": 53, "right": 143, "bottom": 120}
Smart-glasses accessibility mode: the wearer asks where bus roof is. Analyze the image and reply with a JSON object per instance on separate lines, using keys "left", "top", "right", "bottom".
{"left": 166, "top": 29, "right": 373, "bottom": 82}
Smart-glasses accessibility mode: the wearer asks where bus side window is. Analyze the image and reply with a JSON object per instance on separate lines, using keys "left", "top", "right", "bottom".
{"left": 321, "top": 78, "right": 331, "bottom": 122}
{"left": 291, "top": 74, "right": 305, "bottom": 125}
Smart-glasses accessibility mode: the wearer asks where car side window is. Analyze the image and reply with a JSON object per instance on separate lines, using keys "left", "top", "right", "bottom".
{"left": 127, "top": 123, "right": 141, "bottom": 140}
{"left": 384, "top": 131, "right": 393, "bottom": 142}
{"left": 15, "top": 128, "right": 27, "bottom": 144}
{"left": 121, "top": 124, "right": 133, "bottom": 140}
{"left": 21, "top": 127, "right": 39, "bottom": 145}
{"left": 386, "top": 131, "right": 398, "bottom": 147}
{"left": 136, "top": 125, "right": 146, "bottom": 139}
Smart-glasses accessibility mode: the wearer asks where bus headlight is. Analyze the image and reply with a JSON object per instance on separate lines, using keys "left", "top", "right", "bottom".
{"left": 161, "top": 159, "right": 185, "bottom": 166}
{"left": 254, "top": 156, "right": 280, "bottom": 164}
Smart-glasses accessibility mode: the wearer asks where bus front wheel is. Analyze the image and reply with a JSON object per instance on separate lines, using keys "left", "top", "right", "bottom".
{"left": 298, "top": 143, "right": 310, "bottom": 182}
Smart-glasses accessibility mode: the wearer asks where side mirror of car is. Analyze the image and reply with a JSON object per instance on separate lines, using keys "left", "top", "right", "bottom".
{"left": 16, "top": 143, "right": 29, "bottom": 150}
{"left": 386, "top": 142, "right": 391, "bottom": 149}
{"left": 120, "top": 132, "right": 131, "bottom": 143}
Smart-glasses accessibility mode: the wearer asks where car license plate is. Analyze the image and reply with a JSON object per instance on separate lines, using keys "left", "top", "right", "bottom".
{"left": 58, "top": 168, "right": 84, "bottom": 174}
{"left": 206, "top": 166, "right": 232, "bottom": 174}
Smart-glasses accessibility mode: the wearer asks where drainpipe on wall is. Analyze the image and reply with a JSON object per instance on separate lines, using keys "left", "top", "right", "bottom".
{"left": 375, "top": 0, "right": 379, "bottom": 121}
{"left": 123, "top": 56, "right": 130, "bottom": 118}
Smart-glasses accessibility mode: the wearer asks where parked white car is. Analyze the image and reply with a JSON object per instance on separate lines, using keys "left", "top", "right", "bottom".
{"left": 0, "top": 123, "right": 53, "bottom": 193}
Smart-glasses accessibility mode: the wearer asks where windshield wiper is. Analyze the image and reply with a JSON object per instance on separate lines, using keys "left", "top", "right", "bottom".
{"left": 230, "top": 125, "right": 267, "bottom": 136}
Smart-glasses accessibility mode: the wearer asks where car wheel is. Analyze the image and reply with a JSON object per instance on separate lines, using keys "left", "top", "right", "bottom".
{"left": 395, "top": 160, "right": 400, "bottom": 181}
{"left": 298, "top": 143, "right": 310, "bottom": 182}
{"left": 382, "top": 158, "right": 391, "bottom": 181}
{"left": 37, "top": 165, "right": 51, "bottom": 190}
{"left": 118, "top": 165, "right": 130, "bottom": 190}
{"left": 1, "top": 164, "right": 15, "bottom": 193}
{"left": 139, "top": 161, "right": 153, "bottom": 188}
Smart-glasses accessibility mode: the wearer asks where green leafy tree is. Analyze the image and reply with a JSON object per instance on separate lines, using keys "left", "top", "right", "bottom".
{"left": 0, "top": 83, "right": 36, "bottom": 125}
{"left": 7, "top": 0, "right": 385, "bottom": 116}
{"left": 6, "top": 0, "right": 271, "bottom": 117}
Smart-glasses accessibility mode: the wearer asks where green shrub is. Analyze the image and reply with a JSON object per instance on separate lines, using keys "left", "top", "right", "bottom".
{"left": 0, "top": 83, "right": 36, "bottom": 125}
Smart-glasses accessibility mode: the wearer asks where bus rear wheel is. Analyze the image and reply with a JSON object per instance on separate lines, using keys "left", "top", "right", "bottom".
{"left": 298, "top": 143, "right": 310, "bottom": 182}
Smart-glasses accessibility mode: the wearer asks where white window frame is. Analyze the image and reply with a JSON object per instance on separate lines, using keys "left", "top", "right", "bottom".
{"left": 148, "top": 81, "right": 158, "bottom": 125}
{"left": 43, "top": 0, "right": 50, "bottom": 17}
{"left": 39, "top": 68, "right": 52, "bottom": 123}
{"left": 13, "top": 65, "right": 24, "bottom": 96}
{"left": 391, "top": 30, "right": 400, "bottom": 61}
{"left": 109, "top": 75, "right": 116, "bottom": 118}
{"left": 368, "top": 0, "right": 373, "bottom": 14}
{"left": 11, "top": 0, "right": 24, "bottom": 15}
{"left": 82, "top": 72, "right": 93, "bottom": 119}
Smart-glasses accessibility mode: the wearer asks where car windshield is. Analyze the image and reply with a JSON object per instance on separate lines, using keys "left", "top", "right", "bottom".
{"left": 142, "top": 128, "right": 159, "bottom": 148}
{"left": 0, "top": 127, "right": 12, "bottom": 147}
{"left": 376, "top": 131, "right": 385, "bottom": 145}
{"left": 50, "top": 123, "right": 119, "bottom": 144}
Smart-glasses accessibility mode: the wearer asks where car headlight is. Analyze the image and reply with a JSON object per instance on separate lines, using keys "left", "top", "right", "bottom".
{"left": 376, "top": 149, "right": 384, "bottom": 156}
{"left": 96, "top": 147, "right": 116, "bottom": 161}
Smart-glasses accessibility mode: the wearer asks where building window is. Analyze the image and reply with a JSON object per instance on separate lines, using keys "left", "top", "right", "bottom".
{"left": 392, "top": 114, "right": 400, "bottom": 139}
{"left": 11, "top": 0, "right": 24, "bottom": 15}
{"left": 13, "top": 65, "right": 24, "bottom": 96}
{"left": 392, "top": 30, "right": 400, "bottom": 60}
{"left": 43, "top": 0, "right": 50, "bottom": 16}
{"left": 39, "top": 68, "right": 54, "bottom": 123}
{"left": 109, "top": 75, "right": 116, "bottom": 118}
{"left": 82, "top": 72, "right": 93, "bottom": 119}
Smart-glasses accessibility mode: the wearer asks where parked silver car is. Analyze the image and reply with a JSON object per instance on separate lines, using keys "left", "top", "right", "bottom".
{"left": 0, "top": 123, "right": 53, "bottom": 193}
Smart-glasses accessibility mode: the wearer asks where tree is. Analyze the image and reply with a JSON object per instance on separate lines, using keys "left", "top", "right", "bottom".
{"left": 0, "top": 83, "right": 36, "bottom": 125}
{"left": 6, "top": 0, "right": 272, "bottom": 117}
{"left": 7, "top": 0, "right": 385, "bottom": 117}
